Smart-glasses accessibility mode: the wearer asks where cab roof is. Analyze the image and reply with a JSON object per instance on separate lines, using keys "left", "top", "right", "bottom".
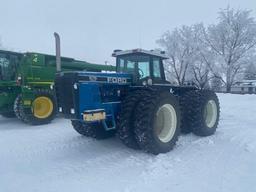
{"left": 112, "top": 49, "right": 169, "bottom": 59}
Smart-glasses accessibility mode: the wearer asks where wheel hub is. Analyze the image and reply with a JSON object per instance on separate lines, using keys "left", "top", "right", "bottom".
{"left": 204, "top": 100, "right": 218, "bottom": 128}
{"left": 32, "top": 96, "right": 53, "bottom": 119}
{"left": 155, "top": 104, "right": 177, "bottom": 143}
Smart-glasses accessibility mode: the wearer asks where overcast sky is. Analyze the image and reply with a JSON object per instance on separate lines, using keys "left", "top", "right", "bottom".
{"left": 0, "top": 0, "right": 255, "bottom": 64}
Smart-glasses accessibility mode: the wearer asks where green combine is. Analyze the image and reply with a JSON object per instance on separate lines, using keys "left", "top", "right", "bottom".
{"left": 0, "top": 45, "right": 114, "bottom": 125}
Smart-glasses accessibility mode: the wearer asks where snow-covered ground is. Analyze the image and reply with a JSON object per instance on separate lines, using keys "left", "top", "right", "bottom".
{"left": 0, "top": 93, "right": 256, "bottom": 192}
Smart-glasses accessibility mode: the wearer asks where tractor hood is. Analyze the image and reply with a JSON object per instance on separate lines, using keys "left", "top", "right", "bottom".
{"left": 55, "top": 71, "right": 133, "bottom": 119}
{"left": 59, "top": 71, "right": 133, "bottom": 85}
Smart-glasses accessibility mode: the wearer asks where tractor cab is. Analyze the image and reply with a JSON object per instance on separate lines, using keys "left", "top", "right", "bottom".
{"left": 112, "top": 49, "right": 169, "bottom": 85}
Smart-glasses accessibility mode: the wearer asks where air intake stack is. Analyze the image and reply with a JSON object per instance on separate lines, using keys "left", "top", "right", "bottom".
{"left": 54, "top": 32, "right": 61, "bottom": 72}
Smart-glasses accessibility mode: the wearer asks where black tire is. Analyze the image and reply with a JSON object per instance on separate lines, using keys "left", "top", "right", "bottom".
{"left": 0, "top": 111, "right": 16, "bottom": 118}
{"left": 117, "top": 90, "right": 149, "bottom": 149}
{"left": 15, "top": 89, "right": 57, "bottom": 125}
{"left": 14, "top": 94, "right": 23, "bottom": 120}
{"left": 71, "top": 120, "right": 116, "bottom": 139}
{"left": 184, "top": 90, "right": 220, "bottom": 136}
{"left": 134, "top": 91, "right": 181, "bottom": 155}
{"left": 179, "top": 91, "right": 194, "bottom": 134}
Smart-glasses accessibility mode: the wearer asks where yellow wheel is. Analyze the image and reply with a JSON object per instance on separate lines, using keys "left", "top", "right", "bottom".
{"left": 32, "top": 96, "right": 54, "bottom": 119}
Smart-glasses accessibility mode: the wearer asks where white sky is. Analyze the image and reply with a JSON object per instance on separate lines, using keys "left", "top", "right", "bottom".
{"left": 0, "top": 0, "right": 255, "bottom": 64}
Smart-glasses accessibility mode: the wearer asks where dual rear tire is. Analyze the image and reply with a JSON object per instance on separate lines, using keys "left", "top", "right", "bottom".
{"left": 180, "top": 90, "right": 220, "bottom": 136}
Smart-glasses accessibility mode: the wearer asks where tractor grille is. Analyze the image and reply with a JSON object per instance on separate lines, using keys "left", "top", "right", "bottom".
{"left": 54, "top": 72, "right": 79, "bottom": 119}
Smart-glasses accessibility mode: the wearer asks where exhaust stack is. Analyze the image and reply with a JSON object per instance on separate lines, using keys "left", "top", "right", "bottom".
{"left": 54, "top": 32, "right": 61, "bottom": 72}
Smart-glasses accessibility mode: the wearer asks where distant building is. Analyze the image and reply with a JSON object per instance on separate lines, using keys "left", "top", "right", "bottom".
{"left": 220, "top": 80, "right": 256, "bottom": 94}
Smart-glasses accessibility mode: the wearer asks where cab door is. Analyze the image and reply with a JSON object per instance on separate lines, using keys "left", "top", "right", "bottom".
{"left": 151, "top": 57, "right": 168, "bottom": 84}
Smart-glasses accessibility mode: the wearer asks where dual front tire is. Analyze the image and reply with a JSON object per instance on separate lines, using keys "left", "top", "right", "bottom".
{"left": 133, "top": 91, "right": 181, "bottom": 155}
{"left": 117, "top": 90, "right": 181, "bottom": 155}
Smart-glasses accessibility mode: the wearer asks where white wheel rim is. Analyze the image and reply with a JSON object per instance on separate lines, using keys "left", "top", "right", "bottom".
{"left": 155, "top": 104, "right": 177, "bottom": 143}
{"left": 204, "top": 100, "right": 218, "bottom": 128}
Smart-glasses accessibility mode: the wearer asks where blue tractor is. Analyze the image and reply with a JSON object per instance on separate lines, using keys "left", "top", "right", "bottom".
{"left": 55, "top": 49, "right": 220, "bottom": 155}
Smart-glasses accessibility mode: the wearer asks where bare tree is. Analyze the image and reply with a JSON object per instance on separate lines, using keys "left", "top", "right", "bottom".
{"left": 158, "top": 24, "right": 217, "bottom": 88}
{"left": 204, "top": 7, "right": 256, "bottom": 92}
{"left": 157, "top": 26, "right": 197, "bottom": 85}
{"left": 189, "top": 24, "right": 216, "bottom": 89}
{"left": 191, "top": 60, "right": 210, "bottom": 89}
{"left": 211, "top": 74, "right": 223, "bottom": 91}
{"left": 158, "top": 24, "right": 217, "bottom": 89}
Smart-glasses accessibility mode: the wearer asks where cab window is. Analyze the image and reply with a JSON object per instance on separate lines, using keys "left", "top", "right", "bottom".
{"left": 153, "top": 57, "right": 161, "bottom": 78}
{"left": 117, "top": 56, "right": 136, "bottom": 73}
{"left": 119, "top": 58, "right": 125, "bottom": 71}
{"left": 117, "top": 55, "right": 150, "bottom": 79}
{"left": 127, "top": 60, "right": 135, "bottom": 73}
{"left": 137, "top": 56, "right": 150, "bottom": 79}
{"left": 0, "top": 54, "right": 13, "bottom": 80}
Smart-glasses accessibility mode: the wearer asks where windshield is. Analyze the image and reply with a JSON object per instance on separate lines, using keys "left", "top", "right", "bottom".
{"left": 117, "top": 55, "right": 150, "bottom": 80}
{"left": 0, "top": 53, "right": 17, "bottom": 81}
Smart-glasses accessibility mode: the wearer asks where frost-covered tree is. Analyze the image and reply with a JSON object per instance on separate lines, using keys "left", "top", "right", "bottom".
{"left": 157, "top": 24, "right": 215, "bottom": 89}
{"left": 205, "top": 7, "right": 256, "bottom": 92}
{"left": 189, "top": 24, "right": 216, "bottom": 89}
{"left": 157, "top": 25, "right": 199, "bottom": 85}
{"left": 210, "top": 73, "right": 223, "bottom": 91}
{"left": 192, "top": 59, "right": 210, "bottom": 89}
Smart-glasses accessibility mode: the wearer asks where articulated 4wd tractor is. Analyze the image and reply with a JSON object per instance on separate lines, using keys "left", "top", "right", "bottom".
{"left": 55, "top": 49, "right": 220, "bottom": 154}
{"left": 0, "top": 35, "right": 114, "bottom": 125}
